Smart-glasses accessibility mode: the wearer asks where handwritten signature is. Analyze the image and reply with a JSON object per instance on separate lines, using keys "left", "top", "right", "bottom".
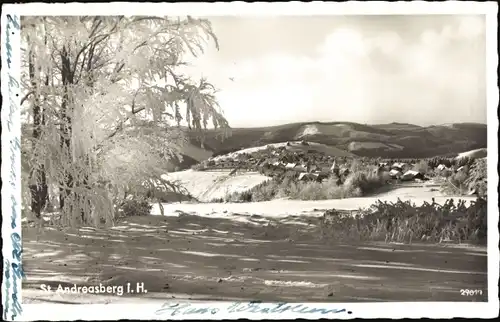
{"left": 3, "top": 233, "right": 25, "bottom": 321}
{"left": 155, "top": 302, "right": 349, "bottom": 317}
{"left": 5, "top": 14, "right": 19, "bottom": 69}
{"left": 3, "top": 13, "right": 23, "bottom": 322}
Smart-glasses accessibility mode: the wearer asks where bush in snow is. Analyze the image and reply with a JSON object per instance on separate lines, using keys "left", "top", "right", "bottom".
{"left": 117, "top": 197, "right": 152, "bottom": 218}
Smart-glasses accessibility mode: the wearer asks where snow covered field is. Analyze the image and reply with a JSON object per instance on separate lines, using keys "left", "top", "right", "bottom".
{"left": 162, "top": 169, "right": 271, "bottom": 202}
{"left": 152, "top": 184, "right": 478, "bottom": 218}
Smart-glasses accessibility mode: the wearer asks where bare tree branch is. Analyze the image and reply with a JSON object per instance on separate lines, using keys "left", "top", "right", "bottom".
{"left": 21, "top": 91, "right": 35, "bottom": 105}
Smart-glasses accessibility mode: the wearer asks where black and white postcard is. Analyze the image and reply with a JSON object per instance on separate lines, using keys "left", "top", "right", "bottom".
{"left": 1, "top": 2, "right": 498, "bottom": 320}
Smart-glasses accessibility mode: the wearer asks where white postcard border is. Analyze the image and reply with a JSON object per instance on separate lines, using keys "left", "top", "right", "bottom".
{"left": 1, "top": 2, "right": 498, "bottom": 321}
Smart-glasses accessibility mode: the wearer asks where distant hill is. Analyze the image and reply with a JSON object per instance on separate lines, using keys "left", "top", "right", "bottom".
{"left": 21, "top": 121, "right": 485, "bottom": 171}
{"left": 184, "top": 121, "right": 487, "bottom": 164}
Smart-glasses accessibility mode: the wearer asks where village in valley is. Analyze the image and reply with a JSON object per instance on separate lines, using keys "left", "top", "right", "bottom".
{"left": 189, "top": 140, "right": 486, "bottom": 197}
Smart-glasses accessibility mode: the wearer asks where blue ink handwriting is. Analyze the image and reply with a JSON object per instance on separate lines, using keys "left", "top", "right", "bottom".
{"left": 155, "top": 302, "right": 348, "bottom": 317}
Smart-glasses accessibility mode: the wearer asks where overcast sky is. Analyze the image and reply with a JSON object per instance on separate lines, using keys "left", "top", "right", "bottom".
{"left": 184, "top": 15, "right": 486, "bottom": 128}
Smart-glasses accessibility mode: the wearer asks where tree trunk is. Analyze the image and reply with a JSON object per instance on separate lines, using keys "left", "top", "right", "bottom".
{"left": 28, "top": 41, "right": 48, "bottom": 219}
{"left": 79, "top": 169, "right": 91, "bottom": 224}
{"left": 59, "top": 45, "right": 74, "bottom": 216}
{"left": 59, "top": 46, "right": 91, "bottom": 225}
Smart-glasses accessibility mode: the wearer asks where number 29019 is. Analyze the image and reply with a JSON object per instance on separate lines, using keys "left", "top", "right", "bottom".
{"left": 460, "top": 289, "right": 483, "bottom": 296}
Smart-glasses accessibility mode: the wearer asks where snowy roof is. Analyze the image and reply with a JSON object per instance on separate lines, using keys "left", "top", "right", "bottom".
{"left": 437, "top": 164, "right": 447, "bottom": 171}
{"left": 298, "top": 172, "right": 319, "bottom": 181}
{"left": 392, "top": 162, "right": 406, "bottom": 168}
{"left": 298, "top": 173, "right": 308, "bottom": 180}
{"left": 389, "top": 169, "right": 402, "bottom": 175}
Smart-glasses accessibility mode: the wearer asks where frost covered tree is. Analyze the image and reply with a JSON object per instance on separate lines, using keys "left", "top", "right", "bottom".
{"left": 21, "top": 16, "right": 229, "bottom": 226}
